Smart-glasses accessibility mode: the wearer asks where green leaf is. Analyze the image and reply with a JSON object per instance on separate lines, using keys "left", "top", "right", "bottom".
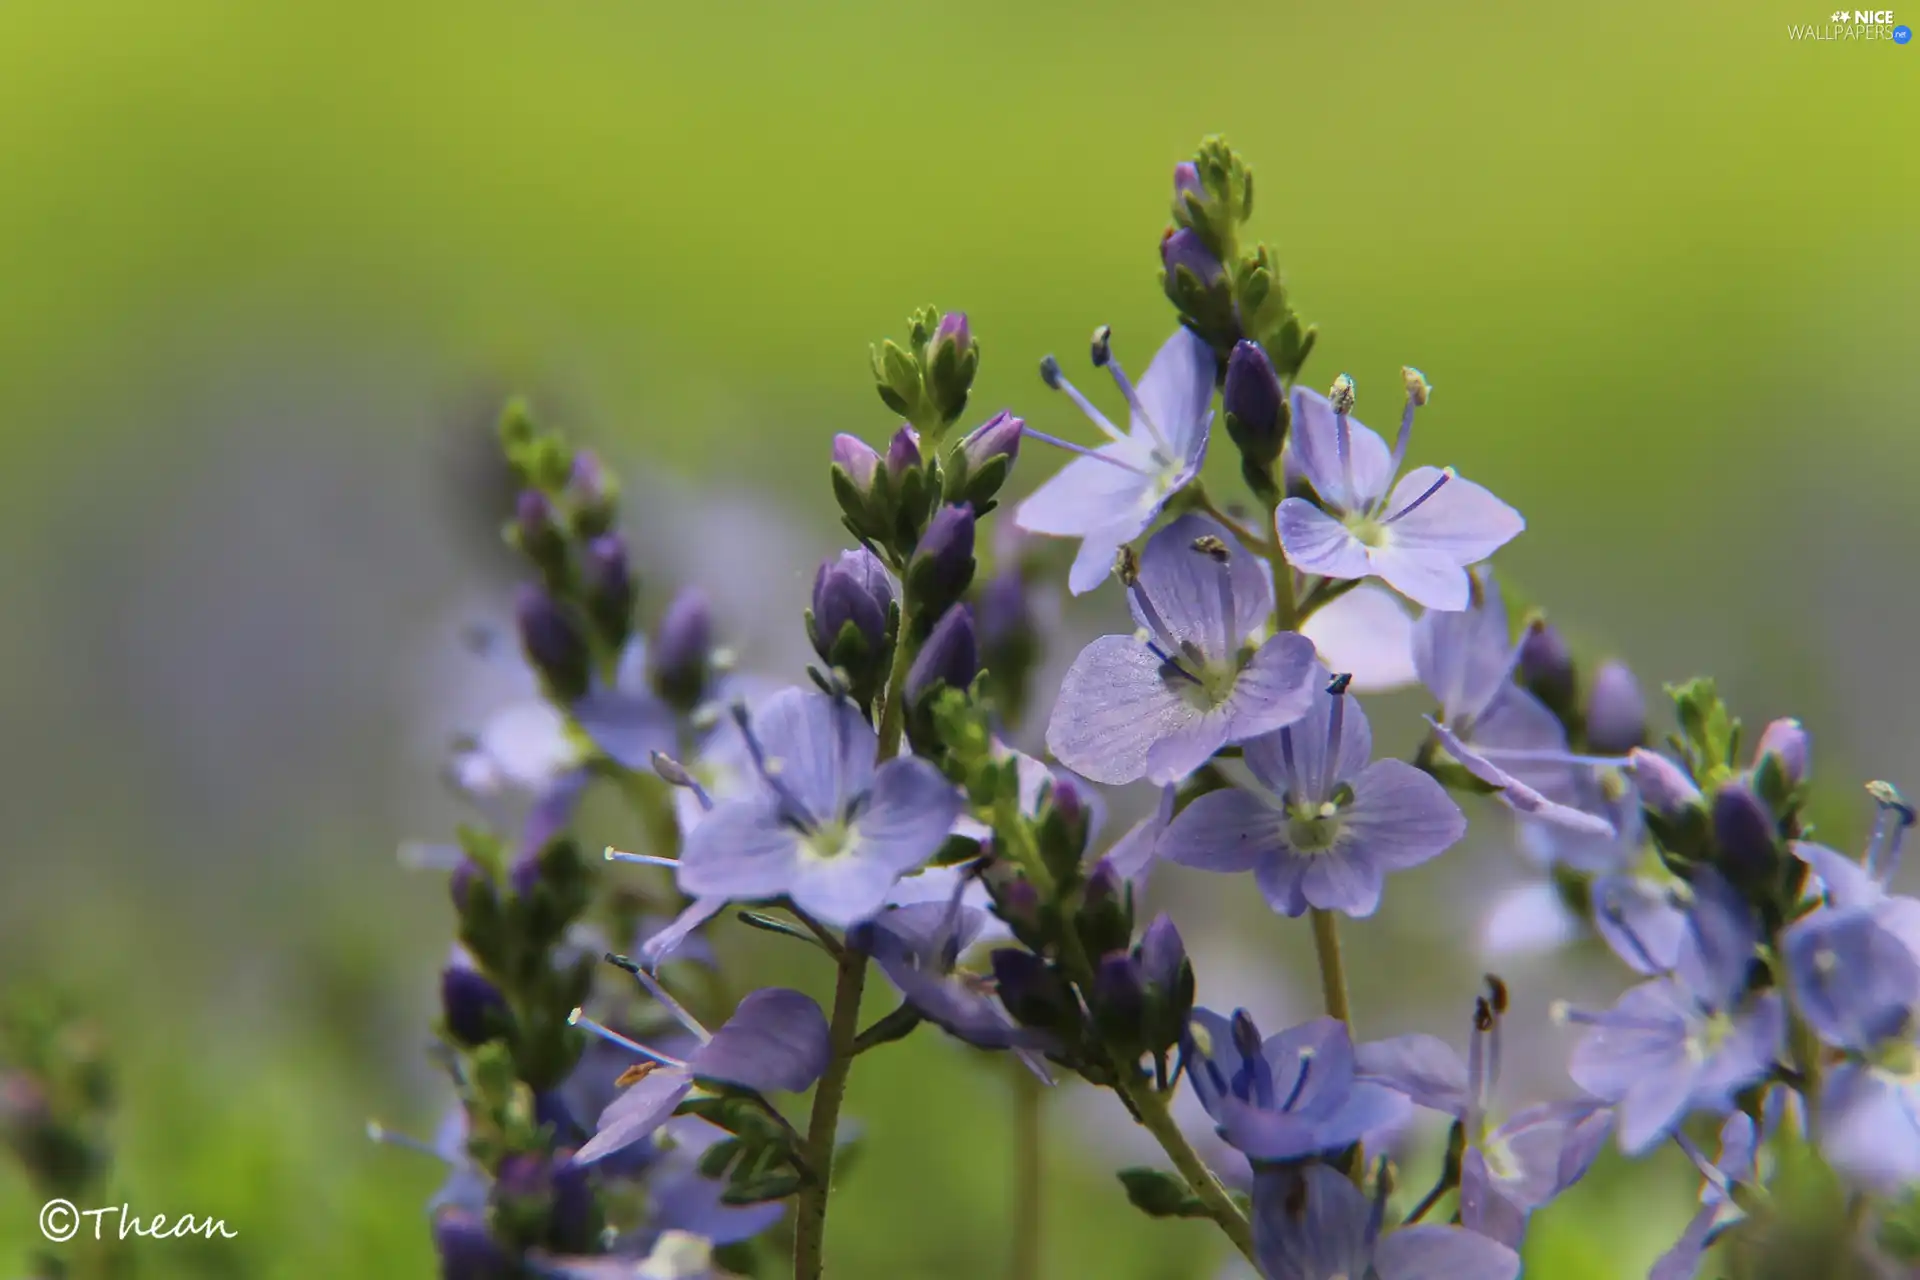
{"left": 1116, "top": 1167, "right": 1209, "bottom": 1219}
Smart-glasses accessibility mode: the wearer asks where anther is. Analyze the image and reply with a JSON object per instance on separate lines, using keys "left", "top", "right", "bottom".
{"left": 1090, "top": 325, "right": 1114, "bottom": 368}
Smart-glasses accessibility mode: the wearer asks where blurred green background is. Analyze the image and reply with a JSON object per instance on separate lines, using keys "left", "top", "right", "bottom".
{"left": 1, "top": 1, "right": 1914, "bottom": 1276}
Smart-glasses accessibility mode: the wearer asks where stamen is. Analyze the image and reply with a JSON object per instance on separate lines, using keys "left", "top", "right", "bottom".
{"left": 1467, "top": 997, "right": 1490, "bottom": 1128}
{"left": 606, "top": 952, "right": 713, "bottom": 1043}
{"left": 1280, "top": 1052, "right": 1316, "bottom": 1111}
{"left": 1387, "top": 368, "right": 1429, "bottom": 481}
{"left": 649, "top": 752, "right": 713, "bottom": 810}
{"left": 1279, "top": 726, "right": 1303, "bottom": 805}
{"left": 566, "top": 1008, "right": 689, "bottom": 1068}
{"left": 1382, "top": 467, "right": 1455, "bottom": 525}
{"left": 1193, "top": 537, "right": 1237, "bottom": 652}
{"left": 605, "top": 846, "right": 681, "bottom": 869}
{"left": 1672, "top": 1130, "right": 1738, "bottom": 1201}
{"left": 1101, "top": 341, "right": 1176, "bottom": 456}
{"left": 1484, "top": 976, "right": 1507, "bottom": 1109}
{"left": 1038, "top": 357, "right": 1129, "bottom": 444}
{"left": 1020, "top": 426, "right": 1149, "bottom": 473}
{"left": 729, "top": 702, "right": 816, "bottom": 830}
{"left": 1330, "top": 374, "right": 1357, "bottom": 500}
{"left": 1320, "top": 674, "right": 1352, "bottom": 803}
{"left": 1128, "top": 582, "right": 1184, "bottom": 664}
{"left": 1137, "top": 630, "right": 1202, "bottom": 685}
{"left": 1473, "top": 744, "right": 1631, "bottom": 769}
{"left": 365, "top": 1121, "right": 447, "bottom": 1162}
{"left": 1090, "top": 325, "right": 1114, "bottom": 367}
{"left": 1363, "top": 1156, "right": 1393, "bottom": 1248}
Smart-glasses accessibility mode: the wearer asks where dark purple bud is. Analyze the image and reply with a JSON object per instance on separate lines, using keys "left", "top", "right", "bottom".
{"left": 1160, "top": 227, "right": 1225, "bottom": 288}
{"left": 1050, "top": 776, "right": 1086, "bottom": 832}
{"left": 989, "top": 871, "right": 1043, "bottom": 936}
{"left": 1092, "top": 951, "right": 1147, "bottom": 1041}
{"left": 906, "top": 503, "right": 977, "bottom": 616}
{"left": 532, "top": 1091, "right": 583, "bottom": 1146}
{"left": 581, "top": 534, "right": 635, "bottom": 639}
{"left": 810, "top": 549, "right": 893, "bottom": 660}
{"left": 905, "top": 605, "right": 978, "bottom": 704}
{"left": 1585, "top": 661, "right": 1647, "bottom": 753}
{"left": 515, "top": 585, "right": 590, "bottom": 701}
{"left": 1229, "top": 1008, "right": 1263, "bottom": 1059}
{"left": 515, "top": 489, "right": 560, "bottom": 545}
{"left": 1630, "top": 748, "right": 1704, "bottom": 817}
{"left": 1173, "top": 161, "right": 1203, "bottom": 201}
{"left": 547, "top": 1155, "right": 598, "bottom": 1254}
{"left": 450, "top": 858, "right": 488, "bottom": 913}
{"left": 1136, "top": 913, "right": 1189, "bottom": 993}
{"left": 1223, "top": 341, "right": 1283, "bottom": 463}
{"left": 990, "top": 949, "right": 1075, "bottom": 1031}
{"left": 1755, "top": 718, "right": 1810, "bottom": 788}
{"left": 1712, "top": 780, "right": 1778, "bottom": 879}
{"left": 651, "top": 587, "right": 714, "bottom": 711}
{"left": 1077, "top": 856, "right": 1133, "bottom": 955}
{"left": 440, "top": 966, "right": 509, "bottom": 1047}
{"left": 432, "top": 1211, "right": 513, "bottom": 1280}
{"left": 1517, "top": 621, "right": 1575, "bottom": 712}
{"left": 960, "top": 411, "right": 1023, "bottom": 471}
{"left": 832, "top": 433, "right": 881, "bottom": 493}
{"left": 886, "top": 426, "right": 923, "bottom": 481}
{"left": 509, "top": 851, "right": 543, "bottom": 901}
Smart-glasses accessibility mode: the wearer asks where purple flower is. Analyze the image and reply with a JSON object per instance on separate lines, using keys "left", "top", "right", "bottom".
{"left": 1781, "top": 906, "right": 1920, "bottom": 1191}
{"left": 1792, "top": 781, "right": 1920, "bottom": 965}
{"left": 672, "top": 689, "right": 961, "bottom": 927}
{"left": 1250, "top": 1163, "right": 1521, "bottom": 1280}
{"left": 1159, "top": 667, "right": 1466, "bottom": 919}
{"left": 1046, "top": 515, "right": 1318, "bottom": 786}
{"left": 1275, "top": 372, "right": 1523, "bottom": 611}
{"left": 1013, "top": 328, "right": 1215, "bottom": 595}
{"left": 1583, "top": 660, "right": 1646, "bottom": 753}
{"left": 644, "top": 1118, "right": 788, "bottom": 1246}
{"left": 1562, "top": 869, "right": 1784, "bottom": 1154}
{"left": 1358, "top": 984, "right": 1611, "bottom": 1247}
{"left": 571, "top": 635, "right": 681, "bottom": 775}
{"left": 1414, "top": 572, "right": 1618, "bottom": 837}
{"left": 1183, "top": 1009, "right": 1410, "bottom": 1162}
{"left": 571, "top": 987, "right": 831, "bottom": 1167}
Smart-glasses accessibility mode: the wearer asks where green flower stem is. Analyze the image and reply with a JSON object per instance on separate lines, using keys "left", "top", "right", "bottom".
{"left": 1010, "top": 1062, "right": 1046, "bottom": 1280}
{"left": 1309, "top": 909, "right": 1353, "bottom": 1027}
{"left": 790, "top": 941, "right": 869, "bottom": 1279}
{"left": 1190, "top": 486, "right": 1278, "bottom": 557}
{"left": 793, "top": 590, "right": 921, "bottom": 1279}
{"left": 1263, "top": 498, "right": 1301, "bottom": 633}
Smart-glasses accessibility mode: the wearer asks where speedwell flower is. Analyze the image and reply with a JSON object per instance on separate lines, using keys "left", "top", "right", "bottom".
{"left": 1046, "top": 514, "right": 1318, "bottom": 786}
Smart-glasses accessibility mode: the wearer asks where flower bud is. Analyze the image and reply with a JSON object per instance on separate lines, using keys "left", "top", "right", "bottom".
{"left": 990, "top": 949, "right": 1076, "bottom": 1033}
{"left": 515, "top": 585, "right": 590, "bottom": 702}
{"left": 513, "top": 489, "right": 567, "bottom": 575}
{"left": 810, "top": 549, "right": 894, "bottom": 666}
{"left": 1091, "top": 951, "right": 1147, "bottom": 1046}
{"left": 580, "top": 534, "right": 635, "bottom": 644}
{"left": 886, "top": 425, "right": 923, "bottom": 482}
{"left": 926, "top": 312, "right": 981, "bottom": 431}
{"left": 650, "top": 587, "right": 714, "bottom": 712}
{"left": 1173, "top": 161, "right": 1203, "bottom": 202}
{"left": 1037, "top": 775, "right": 1092, "bottom": 887}
{"left": 1136, "top": 913, "right": 1196, "bottom": 1053}
{"left": 905, "top": 605, "right": 978, "bottom": 704}
{"left": 440, "top": 966, "right": 509, "bottom": 1046}
{"left": 949, "top": 410, "right": 1023, "bottom": 509}
{"left": 905, "top": 503, "right": 977, "bottom": 625}
{"left": 986, "top": 868, "right": 1045, "bottom": 942}
{"left": 450, "top": 858, "right": 489, "bottom": 914}
{"left": 565, "top": 450, "right": 619, "bottom": 538}
{"left": 432, "top": 1211, "right": 514, "bottom": 1280}
{"left": 1712, "top": 780, "right": 1779, "bottom": 882}
{"left": 833, "top": 433, "right": 881, "bottom": 493}
{"left": 1585, "top": 661, "right": 1647, "bottom": 753}
{"left": 1517, "top": 621, "right": 1576, "bottom": 716}
{"left": 1223, "top": 340, "right": 1284, "bottom": 465}
{"left": 1160, "top": 227, "right": 1225, "bottom": 288}
{"left": 1755, "top": 718, "right": 1810, "bottom": 789}
{"left": 1630, "top": 748, "right": 1703, "bottom": 817}
{"left": 1077, "top": 858, "right": 1134, "bottom": 956}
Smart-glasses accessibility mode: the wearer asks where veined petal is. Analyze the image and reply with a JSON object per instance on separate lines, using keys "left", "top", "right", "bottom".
{"left": 850, "top": 758, "right": 964, "bottom": 879}
{"left": 1134, "top": 327, "right": 1216, "bottom": 459}
{"left": 1046, "top": 635, "right": 1201, "bottom": 785}
{"left": 1356, "top": 1033, "right": 1470, "bottom": 1115}
{"left": 572, "top": 689, "right": 678, "bottom": 771}
{"left": 639, "top": 896, "right": 730, "bottom": 970}
{"left": 574, "top": 1069, "right": 694, "bottom": 1165}
{"left": 1374, "top": 1225, "right": 1521, "bottom": 1280}
{"left": 1819, "top": 1063, "right": 1920, "bottom": 1193}
{"left": 1412, "top": 570, "right": 1512, "bottom": 724}
{"left": 1067, "top": 520, "right": 1136, "bottom": 597}
{"left": 1136, "top": 514, "right": 1273, "bottom": 658}
{"left": 749, "top": 689, "right": 877, "bottom": 824}
{"left": 1793, "top": 840, "right": 1882, "bottom": 910}
{"left": 1158, "top": 787, "right": 1287, "bottom": 874}
{"left": 691, "top": 989, "right": 831, "bottom": 1093}
{"left": 1276, "top": 499, "right": 1372, "bottom": 580}
{"left": 1300, "top": 846, "right": 1388, "bottom": 917}
{"left": 676, "top": 800, "right": 805, "bottom": 901}
{"left": 1367, "top": 543, "right": 1472, "bottom": 612}
{"left": 1288, "top": 387, "right": 1395, "bottom": 511}
{"left": 1341, "top": 759, "right": 1468, "bottom": 871}
{"left": 1014, "top": 450, "right": 1152, "bottom": 537}
{"left": 1382, "top": 467, "right": 1524, "bottom": 565}
{"left": 1220, "top": 632, "right": 1321, "bottom": 744}
{"left": 1241, "top": 664, "right": 1374, "bottom": 802}
{"left": 786, "top": 855, "right": 915, "bottom": 929}
{"left": 1300, "top": 586, "right": 1418, "bottom": 693}
{"left": 1251, "top": 1164, "right": 1372, "bottom": 1280}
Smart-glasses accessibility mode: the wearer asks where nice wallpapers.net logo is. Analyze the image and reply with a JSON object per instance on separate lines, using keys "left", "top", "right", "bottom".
{"left": 1789, "top": 8, "right": 1913, "bottom": 41}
